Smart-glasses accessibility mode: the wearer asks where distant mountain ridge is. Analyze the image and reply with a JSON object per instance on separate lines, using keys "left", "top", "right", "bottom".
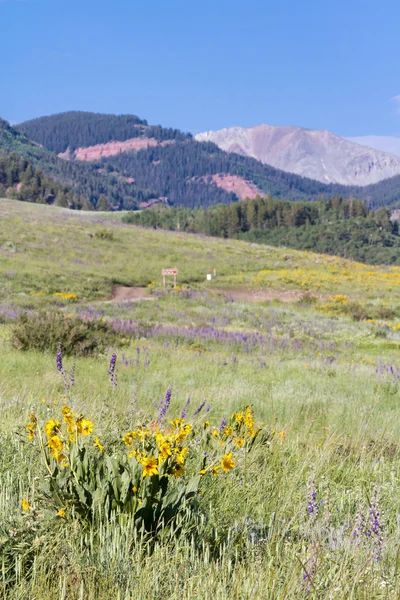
{"left": 195, "top": 124, "right": 400, "bottom": 186}
{"left": 3, "top": 111, "right": 400, "bottom": 210}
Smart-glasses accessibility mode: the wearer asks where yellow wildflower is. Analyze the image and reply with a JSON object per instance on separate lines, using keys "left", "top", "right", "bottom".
{"left": 21, "top": 499, "right": 30, "bottom": 511}
{"left": 221, "top": 453, "right": 235, "bottom": 473}
{"left": 94, "top": 437, "right": 104, "bottom": 452}
{"left": 141, "top": 456, "right": 158, "bottom": 478}
{"left": 223, "top": 426, "right": 233, "bottom": 438}
{"left": 57, "top": 509, "right": 66, "bottom": 518}
{"left": 175, "top": 447, "right": 188, "bottom": 465}
{"left": 44, "top": 419, "right": 61, "bottom": 439}
{"left": 234, "top": 437, "right": 245, "bottom": 448}
{"left": 159, "top": 442, "right": 172, "bottom": 461}
{"left": 211, "top": 465, "right": 220, "bottom": 477}
{"left": 76, "top": 418, "right": 94, "bottom": 436}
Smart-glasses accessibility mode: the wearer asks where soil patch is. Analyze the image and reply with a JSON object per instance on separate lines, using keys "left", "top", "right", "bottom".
{"left": 111, "top": 287, "right": 153, "bottom": 301}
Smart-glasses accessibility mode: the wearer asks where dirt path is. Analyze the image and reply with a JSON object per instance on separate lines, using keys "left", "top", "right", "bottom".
{"left": 104, "top": 286, "right": 312, "bottom": 304}
{"left": 110, "top": 286, "right": 153, "bottom": 302}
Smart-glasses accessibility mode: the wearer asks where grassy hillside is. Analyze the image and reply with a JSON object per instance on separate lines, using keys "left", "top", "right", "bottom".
{"left": 125, "top": 196, "right": 400, "bottom": 265}
{"left": 3, "top": 200, "right": 400, "bottom": 597}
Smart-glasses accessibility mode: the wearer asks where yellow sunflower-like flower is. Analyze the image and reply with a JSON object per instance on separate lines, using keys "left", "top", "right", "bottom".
{"left": 44, "top": 419, "right": 61, "bottom": 439}
{"left": 234, "top": 437, "right": 245, "bottom": 448}
{"left": 94, "top": 437, "right": 104, "bottom": 452}
{"left": 175, "top": 447, "right": 188, "bottom": 465}
{"left": 21, "top": 499, "right": 30, "bottom": 511}
{"left": 221, "top": 453, "right": 235, "bottom": 473}
{"left": 48, "top": 435, "right": 65, "bottom": 462}
{"left": 76, "top": 418, "right": 94, "bottom": 436}
{"left": 158, "top": 441, "right": 172, "bottom": 461}
{"left": 141, "top": 456, "right": 158, "bottom": 478}
{"left": 57, "top": 509, "right": 66, "bottom": 518}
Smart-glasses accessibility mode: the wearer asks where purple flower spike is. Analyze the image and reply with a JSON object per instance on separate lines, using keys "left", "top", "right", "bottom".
{"left": 219, "top": 415, "right": 227, "bottom": 433}
{"left": 180, "top": 397, "right": 191, "bottom": 419}
{"left": 108, "top": 352, "right": 118, "bottom": 387}
{"left": 56, "top": 345, "right": 64, "bottom": 374}
{"left": 193, "top": 399, "right": 206, "bottom": 417}
{"left": 158, "top": 387, "right": 172, "bottom": 422}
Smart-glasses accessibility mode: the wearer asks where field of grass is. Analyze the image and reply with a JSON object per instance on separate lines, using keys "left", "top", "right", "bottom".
{"left": 2, "top": 199, "right": 400, "bottom": 598}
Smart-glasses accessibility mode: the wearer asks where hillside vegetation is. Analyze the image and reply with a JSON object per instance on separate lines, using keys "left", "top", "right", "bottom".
{"left": 16, "top": 111, "right": 191, "bottom": 154}
{"left": 0, "top": 152, "right": 91, "bottom": 209}
{"left": 3, "top": 200, "right": 400, "bottom": 597}
{"left": 124, "top": 195, "right": 400, "bottom": 265}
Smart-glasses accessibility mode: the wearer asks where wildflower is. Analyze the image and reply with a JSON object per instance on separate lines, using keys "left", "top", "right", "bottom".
{"left": 76, "top": 418, "right": 94, "bottom": 436}
{"left": 219, "top": 415, "right": 227, "bottom": 433}
{"left": 221, "top": 453, "right": 235, "bottom": 473}
{"left": 57, "top": 509, "right": 66, "bottom": 518}
{"left": 158, "top": 441, "right": 172, "bottom": 461}
{"left": 212, "top": 429, "right": 219, "bottom": 438}
{"left": 56, "top": 345, "right": 64, "bottom": 374}
{"left": 175, "top": 447, "right": 188, "bottom": 465}
{"left": 234, "top": 437, "right": 245, "bottom": 448}
{"left": 94, "top": 437, "right": 104, "bottom": 452}
{"left": 48, "top": 435, "right": 64, "bottom": 461}
{"left": 141, "top": 456, "right": 158, "bottom": 478}
{"left": 234, "top": 411, "right": 244, "bottom": 424}
{"left": 44, "top": 419, "right": 61, "bottom": 439}
{"left": 193, "top": 399, "right": 206, "bottom": 416}
{"left": 21, "top": 499, "right": 30, "bottom": 511}
{"left": 200, "top": 469, "right": 207, "bottom": 475}
{"left": 180, "top": 397, "right": 190, "bottom": 419}
{"left": 211, "top": 465, "right": 220, "bottom": 477}
{"left": 132, "top": 486, "right": 137, "bottom": 493}
{"left": 108, "top": 352, "right": 118, "bottom": 387}
{"left": 158, "top": 387, "right": 172, "bottom": 422}
{"left": 307, "top": 472, "right": 318, "bottom": 520}
{"left": 222, "top": 426, "right": 233, "bottom": 438}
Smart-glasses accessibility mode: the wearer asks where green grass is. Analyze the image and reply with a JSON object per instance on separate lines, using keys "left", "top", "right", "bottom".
{"left": 2, "top": 199, "right": 400, "bottom": 598}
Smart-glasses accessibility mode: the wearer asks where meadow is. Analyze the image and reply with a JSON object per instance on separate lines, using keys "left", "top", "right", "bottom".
{"left": 2, "top": 199, "right": 400, "bottom": 598}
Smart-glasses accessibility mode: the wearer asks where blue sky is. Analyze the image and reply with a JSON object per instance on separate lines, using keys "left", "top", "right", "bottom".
{"left": 1, "top": 0, "right": 400, "bottom": 136}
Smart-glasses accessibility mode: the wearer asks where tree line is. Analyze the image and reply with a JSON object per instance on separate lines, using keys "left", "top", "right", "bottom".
{"left": 123, "top": 195, "right": 400, "bottom": 265}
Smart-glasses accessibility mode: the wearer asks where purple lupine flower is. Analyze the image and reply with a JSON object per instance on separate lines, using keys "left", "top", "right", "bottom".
{"left": 108, "top": 353, "right": 118, "bottom": 387}
{"left": 219, "top": 415, "right": 227, "bottom": 433}
{"left": 108, "top": 353, "right": 117, "bottom": 376}
{"left": 306, "top": 474, "right": 318, "bottom": 519}
{"left": 56, "top": 345, "right": 64, "bottom": 374}
{"left": 368, "top": 498, "right": 384, "bottom": 561}
{"left": 158, "top": 387, "right": 172, "bottom": 422}
{"left": 205, "top": 404, "right": 211, "bottom": 413}
{"left": 180, "top": 397, "right": 190, "bottom": 419}
{"left": 193, "top": 399, "right": 206, "bottom": 417}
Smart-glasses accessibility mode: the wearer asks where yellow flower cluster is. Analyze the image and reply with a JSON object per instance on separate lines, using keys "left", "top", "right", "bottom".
{"left": 318, "top": 294, "right": 348, "bottom": 314}
{"left": 27, "top": 407, "right": 97, "bottom": 465}
{"left": 54, "top": 292, "right": 78, "bottom": 302}
{"left": 122, "top": 418, "right": 192, "bottom": 478}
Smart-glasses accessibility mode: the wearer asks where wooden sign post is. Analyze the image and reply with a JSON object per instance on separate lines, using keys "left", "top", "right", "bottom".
{"left": 162, "top": 268, "right": 178, "bottom": 288}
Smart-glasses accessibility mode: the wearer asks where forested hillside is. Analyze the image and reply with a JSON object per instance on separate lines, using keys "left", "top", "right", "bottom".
{"left": 123, "top": 195, "right": 400, "bottom": 265}
{"left": 0, "top": 118, "right": 155, "bottom": 209}
{"left": 0, "top": 153, "right": 91, "bottom": 208}
{"left": 16, "top": 111, "right": 191, "bottom": 154}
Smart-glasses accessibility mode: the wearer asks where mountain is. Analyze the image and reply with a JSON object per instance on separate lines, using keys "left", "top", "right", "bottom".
{"left": 195, "top": 125, "right": 400, "bottom": 186}
{"left": 347, "top": 135, "right": 400, "bottom": 159}
{"left": 15, "top": 112, "right": 354, "bottom": 207}
{"left": 8, "top": 111, "right": 400, "bottom": 211}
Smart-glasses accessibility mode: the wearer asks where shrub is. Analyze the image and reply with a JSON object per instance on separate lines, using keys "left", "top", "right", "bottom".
{"left": 25, "top": 403, "right": 269, "bottom": 536}
{"left": 12, "top": 312, "right": 115, "bottom": 355}
{"left": 94, "top": 229, "right": 114, "bottom": 241}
